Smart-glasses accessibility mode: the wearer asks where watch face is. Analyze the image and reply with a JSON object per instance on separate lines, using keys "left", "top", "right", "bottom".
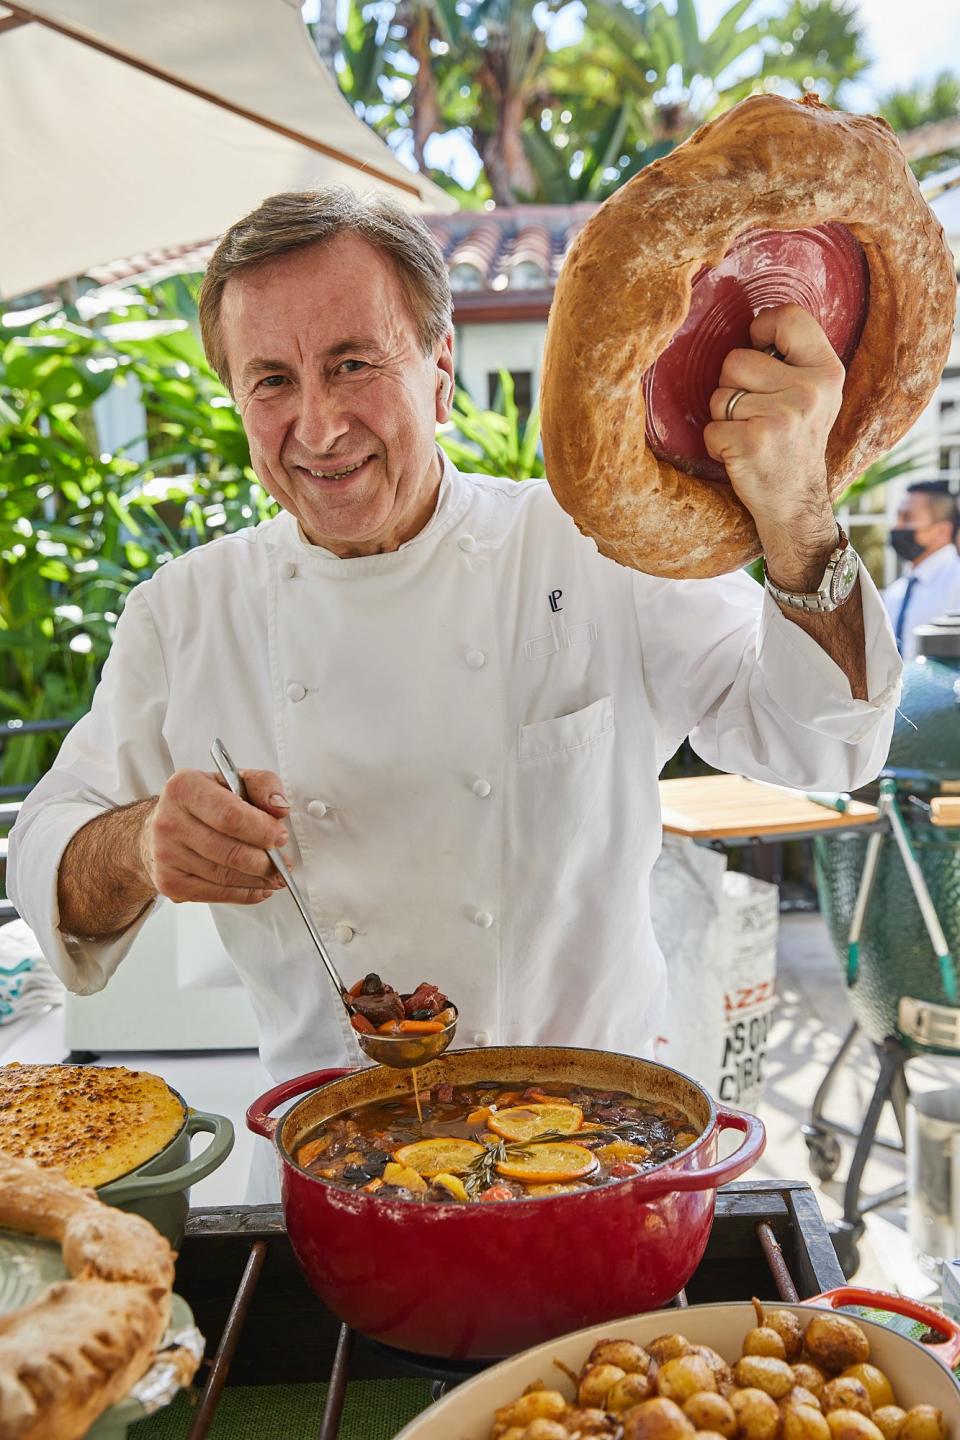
{"left": 830, "top": 548, "right": 859, "bottom": 605}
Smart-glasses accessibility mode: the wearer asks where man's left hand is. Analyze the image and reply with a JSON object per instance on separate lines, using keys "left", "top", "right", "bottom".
{"left": 705, "top": 303, "right": 845, "bottom": 590}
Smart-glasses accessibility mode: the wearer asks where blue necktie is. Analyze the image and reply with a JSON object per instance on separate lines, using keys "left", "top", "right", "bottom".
{"left": 894, "top": 575, "right": 919, "bottom": 655}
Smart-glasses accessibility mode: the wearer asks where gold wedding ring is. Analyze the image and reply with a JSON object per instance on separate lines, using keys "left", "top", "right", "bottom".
{"left": 725, "top": 388, "right": 748, "bottom": 422}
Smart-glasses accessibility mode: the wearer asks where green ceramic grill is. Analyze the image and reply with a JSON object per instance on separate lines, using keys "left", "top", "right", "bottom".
{"left": 815, "top": 613, "right": 960, "bottom": 1055}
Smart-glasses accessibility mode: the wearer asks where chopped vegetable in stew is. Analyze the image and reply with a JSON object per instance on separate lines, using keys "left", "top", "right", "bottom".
{"left": 294, "top": 1082, "right": 702, "bottom": 1202}
{"left": 346, "top": 973, "right": 456, "bottom": 1037}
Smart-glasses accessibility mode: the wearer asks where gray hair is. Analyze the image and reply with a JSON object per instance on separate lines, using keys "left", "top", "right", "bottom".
{"left": 199, "top": 187, "right": 453, "bottom": 390}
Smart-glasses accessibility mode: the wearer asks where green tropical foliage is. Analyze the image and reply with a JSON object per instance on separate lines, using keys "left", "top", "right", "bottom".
{"left": 879, "top": 71, "right": 960, "bottom": 180}
{"left": 439, "top": 371, "right": 545, "bottom": 480}
{"left": 328, "top": 0, "right": 878, "bottom": 205}
{"left": 0, "top": 281, "right": 271, "bottom": 784}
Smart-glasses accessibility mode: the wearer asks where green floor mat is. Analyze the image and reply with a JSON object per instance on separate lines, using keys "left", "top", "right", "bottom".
{"left": 130, "top": 1378, "right": 435, "bottom": 1440}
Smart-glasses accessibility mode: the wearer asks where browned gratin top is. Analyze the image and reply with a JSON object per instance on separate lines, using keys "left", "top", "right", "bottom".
{"left": 0, "top": 1063, "right": 185, "bottom": 1189}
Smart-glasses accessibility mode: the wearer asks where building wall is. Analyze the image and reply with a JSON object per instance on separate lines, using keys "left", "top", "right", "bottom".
{"left": 455, "top": 319, "right": 548, "bottom": 414}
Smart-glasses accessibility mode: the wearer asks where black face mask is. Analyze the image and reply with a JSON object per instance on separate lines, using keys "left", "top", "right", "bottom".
{"left": 890, "top": 527, "right": 926, "bottom": 563}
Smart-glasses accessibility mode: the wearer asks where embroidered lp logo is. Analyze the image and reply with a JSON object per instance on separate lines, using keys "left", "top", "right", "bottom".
{"left": 548, "top": 589, "right": 563, "bottom": 613}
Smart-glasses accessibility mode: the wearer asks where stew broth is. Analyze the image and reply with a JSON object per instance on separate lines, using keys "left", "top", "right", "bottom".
{"left": 294, "top": 1080, "right": 702, "bottom": 1202}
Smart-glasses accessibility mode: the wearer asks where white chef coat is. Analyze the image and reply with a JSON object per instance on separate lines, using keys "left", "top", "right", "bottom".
{"left": 882, "top": 543, "right": 960, "bottom": 662}
{"left": 9, "top": 456, "right": 900, "bottom": 1085}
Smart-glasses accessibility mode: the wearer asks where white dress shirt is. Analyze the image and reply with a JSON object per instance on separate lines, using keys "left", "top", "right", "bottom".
{"left": 9, "top": 458, "right": 901, "bottom": 1084}
{"left": 882, "top": 544, "right": 960, "bottom": 661}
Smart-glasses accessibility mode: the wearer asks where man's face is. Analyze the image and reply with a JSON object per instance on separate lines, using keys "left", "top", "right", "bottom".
{"left": 222, "top": 234, "right": 454, "bottom": 555}
{"left": 895, "top": 493, "right": 950, "bottom": 557}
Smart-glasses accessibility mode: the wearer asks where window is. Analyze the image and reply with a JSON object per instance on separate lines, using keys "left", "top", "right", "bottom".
{"left": 488, "top": 370, "right": 533, "bottom": 425}
{"left": 449, "top": 262, "right": 484, "bottom": 292}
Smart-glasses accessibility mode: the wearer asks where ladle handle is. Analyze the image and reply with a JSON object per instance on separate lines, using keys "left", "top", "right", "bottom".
{"left": 210, "top": 739, "right": 349, "bottom": 1003}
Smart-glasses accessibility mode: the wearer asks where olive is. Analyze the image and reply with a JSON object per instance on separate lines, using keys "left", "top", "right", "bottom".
{"left": 734, "top": 1355, "right": 797, "bottom": 1399}
{"left": 825, "top": 1411, "right": 884, "bottom": 1440}
{"left": 898, "top": 1407, "right": 948, "bottom": 1440}
{"left": 607, "top": 1373, "right": 655, "bottom": 1411}
{"left": 784, "top": 1406, "right": 832, "bottom": 1440}
{"left": 656, "top": 1355, "right": 717, "bottom": 1404}
{"left": 744, "top": 1327, "right": 788, "bottom": 1360}
{"left": 682, "top": 1391, "right": 737, "bottom": 1436}
{"left": 341, "top": 1165, "right": 370, "bottom": 1185}
{"left": 363, "top": 1150, "right": 390, "bottom": 1176}
{"left": 872, "top": 1409, "right": 907, "bottom": 1440}
{"left": 841, "top": 1367, "right": 895, "bottom": 1412}
{"left": 731, "top": 1387, "right": 782, "bottom": 1440}
{"left": 410, "top": 1008, "right": 433, "bottom": 1020}
{"left": 589, "top": 1338, "right": 652, "bottom": 1374}
{"left": 794, "top": 1364, "right": 828, "bottom": 1400}
{"left": 805, "top": 1316, "right": 870, "bottom": 1374}
{"left": 647, "top": 1334, "right": 694, "bottom": 1365}
{"left": 823, "top": 1378, "right": 872, "bottom": 1418}
{"left": 578, "top": 1363, "right": 625, "bottom": 1408}
{"left": 622, "top": 1397, "right": 696, "bottom": 1440}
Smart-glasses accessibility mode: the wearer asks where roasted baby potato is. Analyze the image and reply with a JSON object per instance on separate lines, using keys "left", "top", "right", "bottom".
{"left": 805, "top": 1315, "right": 871, "bottom": 1374}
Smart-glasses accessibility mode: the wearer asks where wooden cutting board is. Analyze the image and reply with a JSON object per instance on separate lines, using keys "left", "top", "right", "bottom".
{"left": 659, "top": 774, "right": 879, "bottom": 841}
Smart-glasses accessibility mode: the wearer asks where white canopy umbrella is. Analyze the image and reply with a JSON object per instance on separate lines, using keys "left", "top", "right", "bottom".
{"left": 0, "top": 0, "right": 455, "bottom": 300}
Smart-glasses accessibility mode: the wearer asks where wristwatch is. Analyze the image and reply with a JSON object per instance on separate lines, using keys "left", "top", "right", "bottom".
{"left": 764, "top": 526, "right": 860, "bottom": 613}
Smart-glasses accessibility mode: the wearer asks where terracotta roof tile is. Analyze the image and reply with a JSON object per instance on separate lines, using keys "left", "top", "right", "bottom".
{"left": 86, "top": 204, "right": 602, "bottom": 304}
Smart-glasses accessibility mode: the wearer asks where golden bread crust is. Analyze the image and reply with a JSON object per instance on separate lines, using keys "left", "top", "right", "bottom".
{"left": 0, "top": 1154, "right": 186, "bottom": 1440}
{"left": 0, "top": 1063, "right": 185, "bottom": 1189}
{"left": 540, "top": 93, "right": 957, "bottom": 578}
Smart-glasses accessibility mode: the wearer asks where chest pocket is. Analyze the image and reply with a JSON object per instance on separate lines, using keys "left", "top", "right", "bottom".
{"left": 519, "top": 695, "right": 614, "bottom": 762}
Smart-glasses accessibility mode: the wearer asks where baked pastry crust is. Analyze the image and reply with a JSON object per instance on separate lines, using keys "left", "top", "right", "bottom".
{"left": 0, "top": 1153, "right": 186, "bottom": 1440}
{"left": 0, "top": 1063, "right": 185, "bottom": 1189}
{"left": 540, "top": 93, "right": 957, "bottom": 578}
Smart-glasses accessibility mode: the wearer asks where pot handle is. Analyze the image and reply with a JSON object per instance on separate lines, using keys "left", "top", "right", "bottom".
{"left": 97, "top": 1110, "right": 235, "bottom": 1204}
{"left": 246, "top": 1067, "right": 351, "bottom": 1139}
{"left": 808, "top": 1286, "right": 960, "bottom": 1369}
{"left": 632, "top": 1106, "right": 766, "bottom": 1199}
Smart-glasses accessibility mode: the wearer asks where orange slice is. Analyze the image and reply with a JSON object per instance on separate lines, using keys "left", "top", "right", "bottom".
{"left": 595, "top": 1141, "right": 650, "bottom": 1164}
{"left": 486, "top": 1103, "right": 583, "bottom": 1144}
{"left": 496, "top": 1143, "right": 598, "bottom": 1185}
{"left": 526, "top": 1182, "right": 584, "bottom": 1196}
{"left": 394, "top": 1137, "right": 486, "bottom": 1177}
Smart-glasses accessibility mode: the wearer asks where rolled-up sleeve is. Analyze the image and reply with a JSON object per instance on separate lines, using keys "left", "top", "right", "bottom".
{"left": 636, "top": 564, "right": 901, "bottom": 791}
{"left": 7, "top": 586, "right": 173, "bottom": 994}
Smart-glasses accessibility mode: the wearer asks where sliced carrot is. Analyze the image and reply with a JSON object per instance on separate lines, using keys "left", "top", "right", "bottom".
{"left": 377, "top": 1020, "right": 401, "bottom": 1034}
{"left": 350, "top": 1013, "right": 375, "bottom": 1034}
{"left": 296, "top": 1135, "right": 332, "bottom": 1168}
{"left": 348, "top": 979, "right": 365, "bottom": 997}
{"left": 467, "top": 1106, "right": 493, "bottom": 1125}
{"left": 397, "top": 1019, "right": 445, "bottom": 1034}
{"left": 480, "top": 1184, "right": 515, "bottom": 1202}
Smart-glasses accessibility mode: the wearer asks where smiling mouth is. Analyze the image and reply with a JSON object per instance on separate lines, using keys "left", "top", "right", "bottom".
{"left": 299, "top": 456, "right": 373, "bottom": 481}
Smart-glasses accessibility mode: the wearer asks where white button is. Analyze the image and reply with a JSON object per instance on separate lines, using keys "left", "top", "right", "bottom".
{"left": 286, "top": 682, "right": 307, "bottom": 702}
{"left": 280, "top": 561, "right": 297, "bottom": 579}
{"left": 307, "top": 800, "right": 329, "bottom": 819}
{"left": 473, "top": 910, "right": 493, "bottom": 929}
{"left": 472, "top": 779, "right": 492, "bottom": 798}
{"left": 334, "top": 922, "right": 355, "bottom": 944}
{"left": 458, "top": 535, "right": 478, "bottom": 553}
{"left": 465, "top": 650, "right": 486, "bottom": 669}
{"left": 473, "top": 1030, "right": 491, "bottom": 1046}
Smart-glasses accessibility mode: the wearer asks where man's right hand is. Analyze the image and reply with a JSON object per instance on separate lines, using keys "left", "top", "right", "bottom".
{"left": 57, "top": 768, "right": 291, "bottom": 941}
{"left": 140, "top": 769, "right": 291, "bottom": 905}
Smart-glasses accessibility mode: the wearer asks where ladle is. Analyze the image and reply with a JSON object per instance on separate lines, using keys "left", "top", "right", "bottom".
{"left": 210, "top": 739, "right": 458, "bottom": 1068}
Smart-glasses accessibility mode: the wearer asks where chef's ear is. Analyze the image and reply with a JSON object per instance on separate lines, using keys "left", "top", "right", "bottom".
{"left": 437, "top": 370, "right": 452, "bottom": 406}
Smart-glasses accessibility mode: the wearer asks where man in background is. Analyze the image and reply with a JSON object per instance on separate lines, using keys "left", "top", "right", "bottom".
{"left": 883, "top": 480, "right": 960, "bottom": 660}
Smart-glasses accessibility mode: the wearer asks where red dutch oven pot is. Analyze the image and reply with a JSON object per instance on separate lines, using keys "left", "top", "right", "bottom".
{"left": 247, "top": 1046, "right": 766, "bottom": 1359}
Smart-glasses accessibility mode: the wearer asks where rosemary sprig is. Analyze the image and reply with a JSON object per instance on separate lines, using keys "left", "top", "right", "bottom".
{"left": 463, "top": 1137, "right": 508, "bottom": 1198}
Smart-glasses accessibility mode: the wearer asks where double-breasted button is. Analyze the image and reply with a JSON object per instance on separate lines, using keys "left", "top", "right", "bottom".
{"left": 472, "top": 779, "right": 492, "bottom": 799}
{"left": 334, "top": 922, "right": 355, "bottom": 944}
{"left": 286, "top": 681, "right": 307, "bottom": 702}
{"left": 458, "top": 534, "right": 478, "bottom": 553}
{"left": 473, "top": 1030, "right": 491, "bottom": 1046}
{"left": 473, "top": 910, "right": 493, "bottom": 929}
{"left": 307, "top": 800, "right": 330, "bottom": 819}
{"left": 280, "top": 561, "right": 297, "bottom": 579}
{"left": 465, "top": 650, "right": 486, "bottom": 669}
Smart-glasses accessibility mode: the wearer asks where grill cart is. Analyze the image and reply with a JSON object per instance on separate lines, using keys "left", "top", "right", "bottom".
{"left": 813, "top": 612, "right": 960, "bottom": 1277}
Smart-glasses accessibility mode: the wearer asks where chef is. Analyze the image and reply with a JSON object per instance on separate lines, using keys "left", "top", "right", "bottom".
{"left": 9, "top": 187, "right": 900, "bottom": 1095}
